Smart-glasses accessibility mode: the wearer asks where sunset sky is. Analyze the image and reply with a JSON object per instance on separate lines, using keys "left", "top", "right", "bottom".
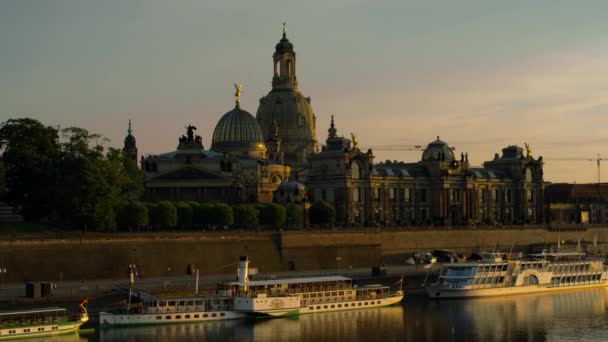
{"left": 1, "top": 0, "right": 607, "bottom": 183}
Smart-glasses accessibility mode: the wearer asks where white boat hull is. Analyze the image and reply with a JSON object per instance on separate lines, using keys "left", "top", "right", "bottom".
{"left": 425, "top": 281, "right": 608, "bottom": 299}
{"left": 299, "top": 295, "right": 404, "bottom": 315}
{"left": 99, "top": 310, "right": 247, "bottom": 327}
{"left": 0, "top": 320, "right": 86, "bottom": 340}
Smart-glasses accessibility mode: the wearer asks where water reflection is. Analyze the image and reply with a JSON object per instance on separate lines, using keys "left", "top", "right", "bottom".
{"left": 90, "top": 289, "right": 608, "bottom": 341}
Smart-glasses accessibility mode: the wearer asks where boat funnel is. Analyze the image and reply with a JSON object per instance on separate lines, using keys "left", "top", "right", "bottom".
{"left": 237, "top": 256, "right": 249, "bottom": 283}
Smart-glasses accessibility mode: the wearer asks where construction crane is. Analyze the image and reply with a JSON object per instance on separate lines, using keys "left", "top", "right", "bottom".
{"left": 544, "top": 154, "right": 606, "bottom": 184}
{"left": 362, "top": 144, "right": 425, "bottom": 151}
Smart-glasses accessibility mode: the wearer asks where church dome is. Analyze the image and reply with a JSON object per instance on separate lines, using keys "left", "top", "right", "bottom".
{"left": 211, "top": 105, "right": 266, "bottom": 158}
{"left": 422, "top": 137, "right": 455, "bottom": 162}
{"left": 275, "top": 35, "right": 294, "bottom": 53}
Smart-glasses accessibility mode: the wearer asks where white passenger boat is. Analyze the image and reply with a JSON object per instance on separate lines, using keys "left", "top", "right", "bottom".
{"left": 219, "top": 256, "right": 404, "bottom": 318}
{"left": 101, "top": 256, "right": 404, "bottom": 326}
{"left": 425, "top": 252, "right": 608, "bottom": 299}
{"left": 99, "top": 293, "right": 246, "bottom": 327}
{"left": 0, "top": 300, "right": 88, "bottom": 340}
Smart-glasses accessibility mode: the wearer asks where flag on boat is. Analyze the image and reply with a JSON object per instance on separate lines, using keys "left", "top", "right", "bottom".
{"left": 424, "top": 263, "right": 433, "bottom": 269}
{"left": 79, "top": 297, "right": 88, "bottom": 306}
{"left": 395, "top": 274, "right": 404, "bottom": 285}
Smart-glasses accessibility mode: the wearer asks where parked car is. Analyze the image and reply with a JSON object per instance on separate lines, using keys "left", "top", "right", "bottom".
{"left": 432, "top": 249, "right": 459, "bottom": 263}
{"left": 414, "top": 252, "right": 437, "bottom": 264}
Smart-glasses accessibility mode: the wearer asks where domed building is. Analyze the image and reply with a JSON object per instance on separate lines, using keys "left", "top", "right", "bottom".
{"left": 141, "top": 90, "right": 290, "bottom": 204}
{"left": 211, "top": 103, "right": 266, "bottom": 159}
{"left": 256, "top": 25, "right": 318, "bottom": 172}
{"left": 421, "top": 137, "right": 455, "bottom": 162}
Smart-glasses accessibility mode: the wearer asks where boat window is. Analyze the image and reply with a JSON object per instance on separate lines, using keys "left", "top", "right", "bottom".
{"left": 364, "top": 302, "right": 369, "bottom": 305}
{"left": 331, "top": 292, "right": 337, "bottom": 296}
{"left": 324, "top": 305, "right": 328, "bottom": 309}
{"left": 156, "top": 316, "right": 162, "bottom": 320}
{"left": 176, "top": 315, "right": 181, "bottom": 319}
{"left": 338, "top": 291, "right": 344, "bottom": 296}
{"left": 338, "top": 304, "right": 342, "bottom": 308}
{"left": 220, "top": 313, "right": 226, "bottom": 317}
{"left": 317, "top": 306, "right": 321, "bottom": 310}
{"left": 212, "top": 313, "right": 217, "bottom": 317}
{"left": 185, "top": 315, "right": 190, "bottom": 319}
{"left": 331, "top": 305, "right": 335, "bottom": 308}
{"left": 194, "top": 314, "right": 200, "bottom": 318}
{"left": 203, "top": 314, "right": 208, "bottom": 318}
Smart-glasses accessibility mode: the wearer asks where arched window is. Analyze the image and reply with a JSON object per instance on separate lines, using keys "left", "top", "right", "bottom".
{"left": 351, "top": 162, "right": 361, "bottom": 179}
{"left": 525, "top": 168, "right": 533, "bottom": 182}
{"left": 286, "top": 60, "right": 293, "bottom": 77}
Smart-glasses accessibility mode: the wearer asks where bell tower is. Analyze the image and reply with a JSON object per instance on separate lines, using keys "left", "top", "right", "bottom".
{"left": 122, "top": 118, "right": 138, "bottom": 163}
{"left": 272, "top": 23, "right": 298, "bottom": 91}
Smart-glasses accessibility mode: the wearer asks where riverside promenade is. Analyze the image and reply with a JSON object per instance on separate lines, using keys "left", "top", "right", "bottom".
{"left": 0, "top": 264, "right": 433, "bottom": 302}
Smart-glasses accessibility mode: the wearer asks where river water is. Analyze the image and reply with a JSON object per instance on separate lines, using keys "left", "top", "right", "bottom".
{"left": 26, "top": 288, "right": 608, "bottom": 342}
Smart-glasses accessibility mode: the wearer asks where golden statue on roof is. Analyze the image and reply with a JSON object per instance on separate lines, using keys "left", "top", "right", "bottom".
{"left": 351, "top": 132, "right": 359, "bottom": 149}
{"left": 524, "top": 142, "right": 531, "bottom": 158}
{"left": 234, "top": 83, "right": 242, "bottom": 106}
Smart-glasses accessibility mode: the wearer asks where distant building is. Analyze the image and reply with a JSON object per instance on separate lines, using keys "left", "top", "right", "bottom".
{"left": 308, "top": 117, "right": 545, "bottom": 226}
{"left": 545, "top": 183, "right": 608, "bottom": 224}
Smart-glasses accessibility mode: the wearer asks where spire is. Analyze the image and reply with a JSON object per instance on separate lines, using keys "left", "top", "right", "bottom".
{"left": 328, "top": 115, "right": 337, "bottom": 139}
{"left": 273, "top": 23, "right": 297, "bottom": 90}
{"left": 128, "top": 118, "right": 132, "bottom": 135}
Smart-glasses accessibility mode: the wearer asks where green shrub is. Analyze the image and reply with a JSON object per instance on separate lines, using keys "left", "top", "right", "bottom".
{"left": 285, "top": 203, "right": 303, "bottom": 228}
{"left": 309, "top": 200, "right": 336, "bottom": 227}
{"left": 259, "top": 203, "right": 287, "bottom": 227}
{"left": 233, "top": 204, "right": 259, "bottom": 227}
{"left": 176, "top": 202, "right": 193, "bottom": 228}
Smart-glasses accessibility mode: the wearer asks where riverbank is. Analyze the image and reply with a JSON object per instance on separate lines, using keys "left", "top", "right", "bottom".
{"left": 1, "top": 226, "right": 606, "bottom": 282}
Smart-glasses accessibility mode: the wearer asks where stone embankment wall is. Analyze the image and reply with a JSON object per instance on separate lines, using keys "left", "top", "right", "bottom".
{"left": 2, "top": 227, "right": 607, "bottom": 282}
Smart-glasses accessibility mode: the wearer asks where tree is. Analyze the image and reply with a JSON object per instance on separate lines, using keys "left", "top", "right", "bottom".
{"left": 0, "top": 118, "right": 60, "bottom": 220}
{"left": 259, "top": 203, "right": 287, "bottom": 227}
{"left": 186, "top": 202, "right": 200, "bottom": 228}
{"left": 212, "top": 203, "right": 234, "bottom": 227}
{"left": 193, "top": 203, "right": 214, "bottom": 227}
{"left": 0, "top": 118, "right": 145, "bottom": 230}
{"left": 176, "top": 202, "right": 193, "bottom": 229}
{"left": 309, "top": 200, "right": 336, "bottom": 227}
{"left": 233, "top": 204, "right": 259, "bottom": 228}
{"left": 116, "top": 202, "right": 149, "bottom": 231}
{"left": 146, "top": 203, "right": 160, "bottom": 227}
{"left": 155, "top": 201, "right": 177, "bottom": 229}
{"left": 285, "top": 203, "right": 303, "bottom": 228}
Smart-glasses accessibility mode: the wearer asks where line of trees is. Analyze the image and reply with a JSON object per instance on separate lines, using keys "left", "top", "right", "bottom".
{"left": 115, "top": 201, "right": 320, "bottom": 231}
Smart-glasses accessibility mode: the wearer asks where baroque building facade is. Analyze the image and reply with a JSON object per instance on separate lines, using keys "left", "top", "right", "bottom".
{"left": 139, "top": 96, "right": 290, "bottom": 204}
{"left": 128, "top": 26, "right": 546, "bottom": 226}
{"left": 307, "top": 118, "right": 545, "bottom": 226}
